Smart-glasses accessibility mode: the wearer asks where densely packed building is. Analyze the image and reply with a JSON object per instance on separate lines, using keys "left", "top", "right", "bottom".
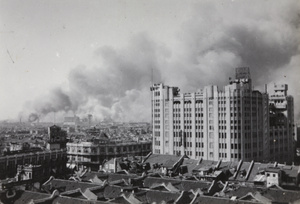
{"left": 67, "top": 133, "right": 152, "bottom": 171}
{"left": 0, "top": 125, "right": 67, "bottom": 180}
{"left": 151, "top": 67, "right": 294, "bottom": 163}
{"left": 2, "top": 154, "right": 300, "bottom": 204}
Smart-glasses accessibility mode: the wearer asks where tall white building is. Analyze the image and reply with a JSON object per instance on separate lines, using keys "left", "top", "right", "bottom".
{"left": 151, "top": 67, "right": 271, "bottom": 162}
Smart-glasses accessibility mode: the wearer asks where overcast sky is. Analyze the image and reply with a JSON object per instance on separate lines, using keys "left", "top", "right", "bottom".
{"left": 0, "top": 0, "right": 299, "bottom": 123}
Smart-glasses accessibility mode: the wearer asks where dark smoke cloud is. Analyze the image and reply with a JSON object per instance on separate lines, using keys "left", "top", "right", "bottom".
{"left": 23, "top": 0, "right": 300, "bottom": 122}
{"left": 27, "top": 87, "right": 72, "bottom": 115}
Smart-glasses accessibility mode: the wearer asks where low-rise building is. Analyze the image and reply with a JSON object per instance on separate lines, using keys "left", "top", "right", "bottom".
{"left": 67, "top": 138, "right": 152, "bottom": 171}
{"left": 0, "top": 149, "right": 67, "bottom": 180}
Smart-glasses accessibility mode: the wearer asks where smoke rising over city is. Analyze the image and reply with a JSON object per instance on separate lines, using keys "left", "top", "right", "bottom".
{"left": 1, "top": 0, "right": 299, "bottom": 122}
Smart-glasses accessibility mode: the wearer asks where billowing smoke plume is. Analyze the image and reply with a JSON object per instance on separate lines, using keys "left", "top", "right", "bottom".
{"left": 24, "top": 0, "right": 300, "bottom": 122}
{"left": 174, "top": 0, "right": 300, "bottom": 89}
{"left": 25, "top": 34, "right": 166, "bottom": 122}
{"left": 28, "top": 113, "right": 39, "bottom": 123}
{"left": 176, "top": 0, "right": 300, "bottom": 120}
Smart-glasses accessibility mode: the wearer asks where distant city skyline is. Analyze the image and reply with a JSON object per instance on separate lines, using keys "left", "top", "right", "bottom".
{"left": 0, "top": 0, "right": 299, "bottom": 123}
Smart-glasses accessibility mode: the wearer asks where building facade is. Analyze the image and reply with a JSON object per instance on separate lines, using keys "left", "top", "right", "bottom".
{"left": 0, "top": 149, "right": 67, "bottom": 179}
{"left": 269, "top": 84, "right": 295, "bottom": 163}
{"left": 151, "top": 67, "right": 271, "bottom": 162}
{"left": 67, "top": 140, "right": 152, "bottom": 171}
{"left": 47, "top": 125, "right": 67, "bottom": 150}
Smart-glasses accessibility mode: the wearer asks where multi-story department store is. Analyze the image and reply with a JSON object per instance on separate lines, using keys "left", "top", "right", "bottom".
{"left": 151, "top": 67, "right": 294, "bottom": 163}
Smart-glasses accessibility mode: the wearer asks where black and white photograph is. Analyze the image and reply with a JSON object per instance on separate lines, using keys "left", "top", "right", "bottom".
{"left": 0, "top": 0, "right": 300, "bottom": 203}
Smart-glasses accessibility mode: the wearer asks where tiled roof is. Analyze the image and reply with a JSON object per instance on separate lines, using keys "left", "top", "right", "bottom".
{"left": 80, "top": 171, "right": 108, "bottom": 182}
{"left": 260, "top": 188, "right": 300, "bottom": 203}
{"left": 238, "top": 192, "right": 271, "bottom": 203}
{"left": 82, "top": 188, "right": 98, "bottom": 201}
{"left": 192, "top": 195, "right": 261, "bottom": 204}
{"left": 103, "top": 185, "right": 122, "bottom": 199}
{"left": 53, "top": 195, "right": 112, "bottom": 204}
{"left": 224, "top": 185, "right": 300, "bottom": 203}
{"left": 281, "top": 165, "right": 299, "bottom": 178}
{"left": 89, "top": 175, "right": 107, "bottom": 185}
{"left": 145, "top": 154, "right": 184, "bottom": 168}
{"left": 111, "top": 193, "right": 143, "bottom": 204}
{"left": 207, "top": 180, "right": 226, "bottom": 196}
{"left": 234, "top": 161, "right": 252, "bottom": 181}
{"left": 60, "top": 188, "right": 86, "bottom": 200}
{"left": 143, "top": 177, "right": 211, "bottom": 192}
{"left": 225, "top": 185, "right": 257, "bottom": 198}
{"left": 88, "top": 186, "right": 106, "bottom": 200}
{"left": 145, "top": 190, "right": 180, "bottom": 204}
{"left": 174, "top": 191, "right": 195, "bottom": 204}
{"left": 1, "top": 190, "right": 49, "bottom": 204}
{"left": 1, "top": 189, "right": 111, "bottom": 204}
{"left": 42, "top": 178, "right": 99, "bottom": 193}
{"left": 190, "top": 160, "right": 219, "bottom": 172}
{"left": 133, "top": 191, "right": 149, "bottom": 203}
{"left": 109, "top": 178, "right": 130, "bottom": 186}
{"left": 143, "top": 177, "right": 180, "bottom": 188}
{"left": 247, "top": 163, "right": 270, "bottom": 182}
{"left": 149, "top": 182, "right": 180, "bottom": 192}
{"left": 107, "top": 173, "right": 138, "bottom": 183}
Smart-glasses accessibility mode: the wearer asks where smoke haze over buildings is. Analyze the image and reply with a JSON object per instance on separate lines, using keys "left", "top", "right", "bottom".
{"left": 1, "top": 0, "right": 299, "bottom": 122}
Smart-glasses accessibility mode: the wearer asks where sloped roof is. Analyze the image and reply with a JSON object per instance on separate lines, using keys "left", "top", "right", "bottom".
{"left": 194, "top": 195, "right": 261, "bottom": 204}
{"left": 247, "top": 163, "right": 270, "bottom": 182}
{"left": 60, "top": 188, "right": 86, "bottom": 200}
{"left": 180, "top": 180, "right": 211, "bottom": 192}
{"left": 144, "top": 154, "right": 185, "bottom": 168}
{"left": 261, "top": 188, "right": 300, "bottom": 203}
{"left": 82, "top": 188, "right": 98, "bottom": 201}
{"left": 207, "top": 180, "right": 226, "bottom": 196}
{"left": 112, "top": 193, "right": 143, "bottom": 204}
{"left": 5, "top": 190, "right": 50, "bottom": 204}
{"left": 225, "top": 186, "right": 257, "bottom": 198}
{"left": 109, "top": 178, "right": 130, "bottom": 186}
{"left": 42, "top": 178, "right": 99, "bottom": 193}
{"left": 174, "top": 191, "right": 195, "bottom": 204}
{"left": 238, "top": 192, "right": 271, "bottom": 203}
{"left": 281, "top": 165, "right": 299, "bottom": 178}
{"left": 99, "top": 132, "right": 109, "bottom": 140}
{"left": 80, "top": 171, "right": 108, "bottom": 182}
{"left": 3, "top": 189, "right": 115, "bottom": 204}
{"left": 224, "top": 185, "right": 300, "bottom": 203}
{"left": 89, "top": 175, "right": 107, "bottom": 185}
{"left": 52, "top": 195, "right": 112, "bottom": 204}
{"left": 108, "top": 173, "right": 138, "bottom": 183}
{"left": 145, "top": 190, "right": 181, "bottom": 204}
{"left": 103, "top": 185, "right": 122, "bottom": 199}
{"left": 149, "top": 182, "right": 180, "bottom": 192}
{"left": 143, "top": 177, "right": 211, "bottom": 192}
{"left": 234, "top": 161, "right": 252, "bottom": 181}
